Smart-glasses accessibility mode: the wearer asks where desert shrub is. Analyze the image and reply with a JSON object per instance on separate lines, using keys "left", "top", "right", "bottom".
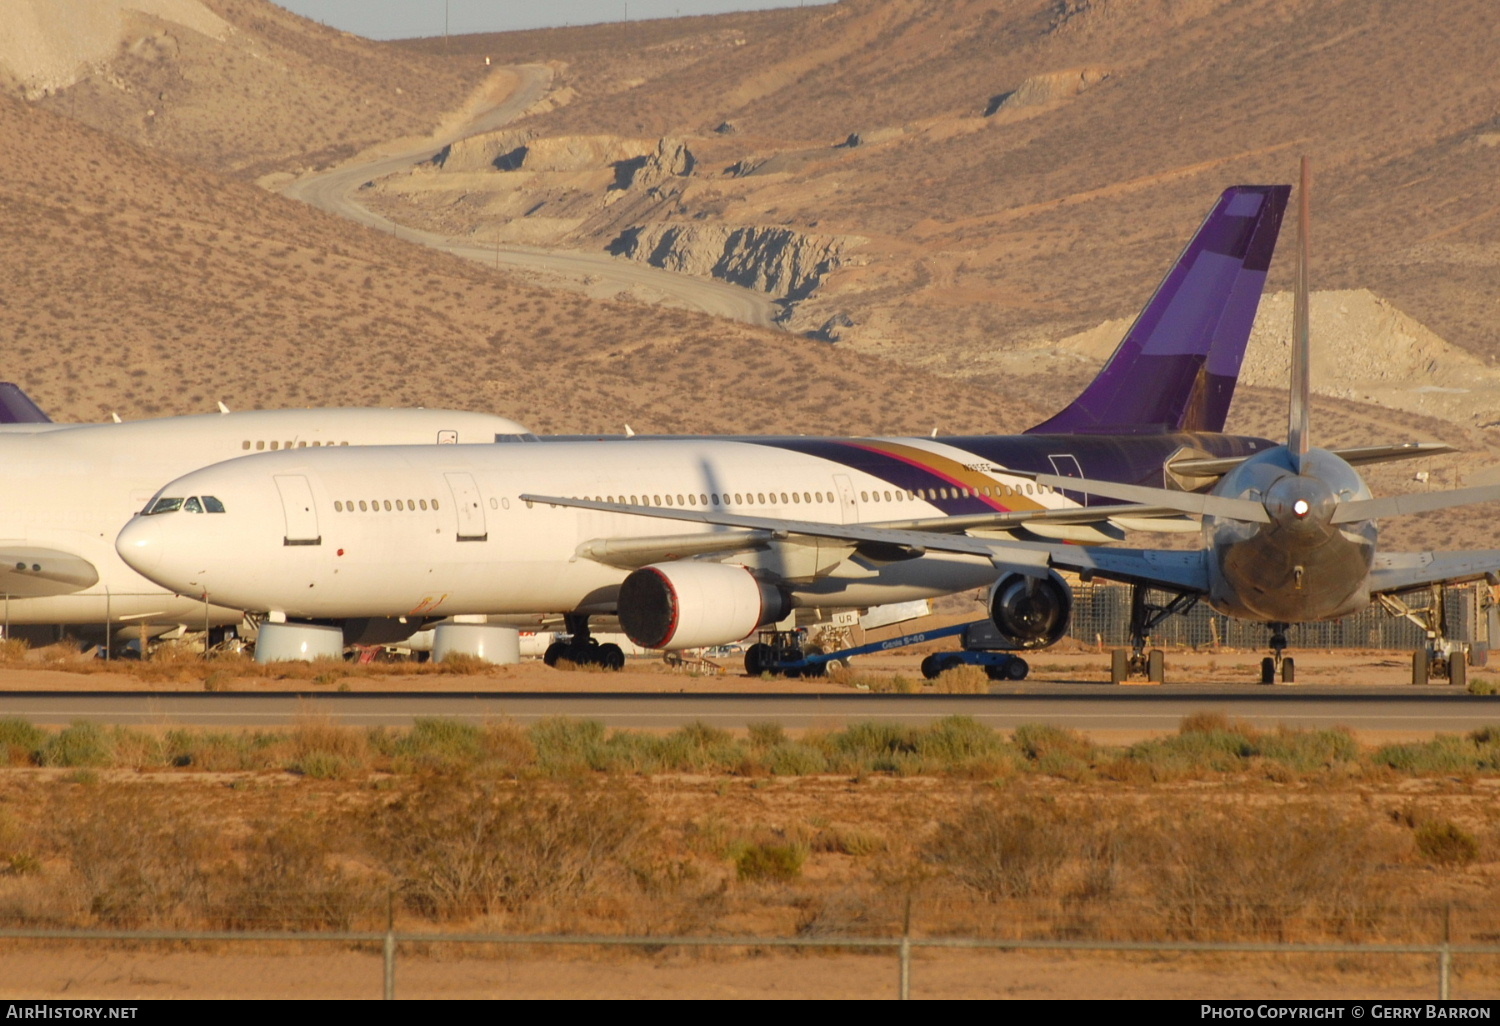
{"left": 108, "top": 727, "right": 167, "bottom": 770}
{"left": 735, "top": 841, "right": 806, "bottom": 882}
{"left": 640, "top": 721, "right": 744, "bottom": 774}
{"left": 1012, "top": 723, "right": 1094, "bottom": 776}
{"left": 795, "top": 888, "right": 901, "bottom": 938}
{"left": 529, "top": 717, "right": 607, "bottom": 775}
{"left": 1258, "top": 727, "right": 1360, "bottom": 773}
{"left": 41, "top": 722, "right": 112, "bottom": 768}
{"left": 1467, "top": 679, "right": 1497, "bottom": 696}
{"left": 765, "top": 742, "right": 829, "bottom": 776}
{"left": 166, "top": 730, "right": 273, "bottom": 772}
{"left": 928, "top": 798, "right": 1118, "bottom": 901}
{"left": 1414, "top": 820, "right": 1480, "bottom": 867}
{"left": 291, "top": 718, "right": 368, "bottom": 779}
{"left": 747, "top": 722, "right": 787, "bottom": 750}
{"left": 931, "top": 664, "right": 990, "bottom": 694}
{"left": 0, "top": 638, "right": 29, "bottom": 662}
{"left": 0, "top": 719, "right": 46, "bottom": 765}
{"left": 813, "top": 825, "right": 886, "bottom": 857}
{"left": 219, "top": 818, "right": 375, "bottom": 930}
{"left": 479, "top": 721, "right": 536, "bottom": 773}
{"left": 1373, "top": 735, "right": 1479, "bottom": 774}
{"left": 1145, "top": 805, "right": 1390, "bottom": 940}
{"left": 371, "top": 779, "right": 650, "bottom": 918}
{"left": 827, "top": 722, "right": 918, "bottom": 773}
{"left": 61, "top": 791, "right": 222, "bottom": 927}
{"left": 393, "top": 718, "right": 484, "bottom": 774}
{"left": 917, "top": 716, "right": 1006, "bottom": 763}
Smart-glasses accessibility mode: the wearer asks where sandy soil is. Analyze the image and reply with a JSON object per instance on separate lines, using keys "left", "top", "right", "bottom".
{"left": 0, "top": 946, "right": 1484, "bottom": 1001}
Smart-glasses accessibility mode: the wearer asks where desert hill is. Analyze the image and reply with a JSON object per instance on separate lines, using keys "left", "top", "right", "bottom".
{"left": 7, "top": 0, "right": 488, "bottom": 178}
{"left": 0, "top": 93, "right": 1034, "bottom": 436}
{"left": 388, "top": 0, "right": 1500, "bottom": 375}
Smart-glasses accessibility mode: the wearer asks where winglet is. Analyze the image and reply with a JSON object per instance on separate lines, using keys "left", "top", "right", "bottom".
{"left": 1026, "top": 184, "right": 1290, "bottom": 436}
{"left": 0, "top": 383, "right": 51, "bottom": 424}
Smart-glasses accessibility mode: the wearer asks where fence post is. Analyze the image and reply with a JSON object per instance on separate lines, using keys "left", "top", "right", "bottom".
{"left": 899, "top": 894, "right": 912, "bottom": 1000}
{"left": 1439, "top": 903, "right": 1452, "bottom": 1000}
{"left": 384, "top": 891, "right": 396, "bottom": 1000}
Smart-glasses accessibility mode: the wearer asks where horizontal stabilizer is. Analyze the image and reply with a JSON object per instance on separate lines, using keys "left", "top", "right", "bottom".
{"left": 1371, "top": 550, "right": 1500, "bottom": 595}
{"left": 1029, "top": 473, "right": 1270, "bottom": 523}
{"left": 1331, "top": 482, "right": 1500, "bottom": 524}
{"left": 1048, "top": 547, "right": 1211, "bottom": 594}
{"left": 0, "top": 547, "right": 99, "bottom": 596}
{"left": 1167, "top": 442, "right": 1456, "bottom": 481}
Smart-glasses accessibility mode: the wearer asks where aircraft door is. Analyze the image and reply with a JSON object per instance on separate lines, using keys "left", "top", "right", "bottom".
{"left": 833, "top": 474, "right": 859, "bottom": 523}
{"left": 437, "top": 430, "right": 457, "bottom": 444}
{"left": 274, "top": 475, "right": 321, "bottom": 546}
{"left": 444, "top": 472, "right": 488, "bottom": 542}
{"left": 1046, "top": 454, "right": 1087, "bottom": 504}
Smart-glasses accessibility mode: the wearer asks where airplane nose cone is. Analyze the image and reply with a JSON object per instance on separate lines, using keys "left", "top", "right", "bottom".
{"left": 116, "top": 517, "right": 165, "bottom": 577}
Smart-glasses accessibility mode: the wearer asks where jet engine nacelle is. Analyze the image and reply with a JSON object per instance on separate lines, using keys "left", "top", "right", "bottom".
{"left": 987, "top": 570, "right": 1072, "bottom": 650}
{"left": 618, "top": 561, "right": 791, "bottom": 651}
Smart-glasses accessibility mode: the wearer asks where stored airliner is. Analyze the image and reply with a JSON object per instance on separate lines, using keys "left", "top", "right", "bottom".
{"left": 0, "top": 403, "right": 532, "bottom": 643}
{"left": 115, "top": 185, "right": 1357, "bottom": 668}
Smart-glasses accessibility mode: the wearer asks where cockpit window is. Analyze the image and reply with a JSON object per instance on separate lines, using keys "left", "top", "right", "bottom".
{"left": 203, "top": 495, "right": 226, "bottom": 513}
{"left": 183, "top": 497, "right": 203, "bottom": 514}
{"left": 146, "top": 497, "right": 184, "bottom": 515}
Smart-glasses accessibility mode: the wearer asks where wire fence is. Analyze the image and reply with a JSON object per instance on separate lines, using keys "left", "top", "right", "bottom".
{"left": 0, "top": 926, "right": 1493, "bottom": 999}
{"left": 1066, "top": 582, "right": 1485, "bottom": 651}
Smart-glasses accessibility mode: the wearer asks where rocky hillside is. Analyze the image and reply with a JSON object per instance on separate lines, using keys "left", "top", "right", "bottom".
{"left": 0, "top": 94, "right": 1034, "bottom": 437}
{"left": 5, "top": 0, "right": 487, "bottom": 178}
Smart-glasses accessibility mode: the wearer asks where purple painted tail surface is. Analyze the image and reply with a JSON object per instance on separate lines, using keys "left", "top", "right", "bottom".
{"left": 1026, "top": 184, "right": 1290, "bottom": 436}
{"left": 0, "top": 383, "right": 50, "bottom": 424}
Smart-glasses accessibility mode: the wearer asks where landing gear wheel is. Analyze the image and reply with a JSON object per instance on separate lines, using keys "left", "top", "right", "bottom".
{"left": 543, "top": 641, "right": 568, "bottom": 668}
{"left": 745, "top": 643, "right": 772, "bottom": 677}
{"left": 1281, "top": 657, "right": 1295, "bottom": 683}
{"left": 920, "top": 654, "right": 942, "bottom": 680}
{"left": 1147, "top": 649, "right": 1165, "bottom": 684}
{"left": 1413, "top": 648, "right": 1430, "bottom": 686}
{"left": 822, "top": 658, "right": 846, "bottom": 675}
{"left": 1450, "top": 654, "right": 1467, "bottom": 689}
{"left": 1110, "top": 648, "right": 1129, "bottom": 684}
{"left": 598, "top": 643, "right": 625, "bottom": 671}
{"left": 1261, "top": 657, "right": 1276, "bottom": 685}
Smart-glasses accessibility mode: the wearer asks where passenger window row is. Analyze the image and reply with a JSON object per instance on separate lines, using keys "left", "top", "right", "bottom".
{"left": 333, "top": 499, "right": 442, "bottom": 513}
{"left": 243, "top": 440, "right": 351, "bottom": 451}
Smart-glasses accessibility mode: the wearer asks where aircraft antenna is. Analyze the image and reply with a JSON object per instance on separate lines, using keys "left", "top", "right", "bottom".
{"left": 1288, "top": 156, "right": 1312, "bottom": 459}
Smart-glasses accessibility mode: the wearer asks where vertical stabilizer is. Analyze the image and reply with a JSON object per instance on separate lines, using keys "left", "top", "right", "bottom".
{"left": 0, "top": 383, "right": 51, "bottom": 424}
{"left": 1026, "top": 184, "right": 1289, "bottom": 436}
{"left": 1288, "top": 157, "right": 1311, "bottom": 459}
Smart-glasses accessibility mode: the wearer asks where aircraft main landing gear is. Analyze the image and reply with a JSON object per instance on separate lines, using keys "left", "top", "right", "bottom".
{"left": 1379, "top": 586, "right": 1468, "bottom": 686}
{"left": 1109, "top": 585, "right": 1195, "bottom": 684}
{"left": 543, "top": 615, "right": 625, "bottom": 670}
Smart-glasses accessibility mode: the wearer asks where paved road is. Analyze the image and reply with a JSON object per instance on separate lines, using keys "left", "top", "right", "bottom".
{"left": 4, "top": 689, "right": 1496, "bottom": 731}
{"left": 279, "top": 65, "right": 780, "bottom": 329}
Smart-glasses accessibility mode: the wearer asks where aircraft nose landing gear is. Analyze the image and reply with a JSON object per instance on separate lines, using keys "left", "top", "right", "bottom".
{"left": 1259, "top": 624, "right": 1295, "bottom": 684}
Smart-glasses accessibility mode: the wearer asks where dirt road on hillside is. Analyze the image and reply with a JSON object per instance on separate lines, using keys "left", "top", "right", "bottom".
{"left": 279, "top": 65, "right": 780, "bottom": 329}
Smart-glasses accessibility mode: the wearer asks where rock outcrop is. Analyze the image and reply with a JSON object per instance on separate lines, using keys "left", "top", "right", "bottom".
{"left": 611, "top": 223, "right": 863, "bottom": 305}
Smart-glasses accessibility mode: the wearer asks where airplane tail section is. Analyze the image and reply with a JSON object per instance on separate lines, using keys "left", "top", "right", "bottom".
{"left": 0, "top": 383, "right": 51, "bottom": 424}
{"left": 1025, "top": 184, "right": 1289, "bottom": 436}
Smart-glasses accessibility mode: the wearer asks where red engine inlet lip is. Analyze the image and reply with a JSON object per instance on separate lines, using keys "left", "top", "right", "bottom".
{"left": 618, "top": 566, "right": 680, "bottom": 649}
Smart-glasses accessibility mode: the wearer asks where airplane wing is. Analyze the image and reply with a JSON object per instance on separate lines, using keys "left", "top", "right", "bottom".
{"left": 1370, "top": 551, "right": 1500, "bottom": 595}
{"left": 527, "top": 494, "right": 1057, "bottom": 572}
{"left": 0, "top": 547, "right": 100, "bottom": 596}
{"left": 531, "top": 494, "right": 1211, "bottom": 592}
{"left": 1332, "top": 483, "right": 1500, "bottom": 523}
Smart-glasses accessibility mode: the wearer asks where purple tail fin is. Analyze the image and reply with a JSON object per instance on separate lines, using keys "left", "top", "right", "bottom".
{"left": 1025, "top": 184, "right": 1289, "bottom": 436}
{"left": 0, "top": 383, "right": 50, "bottom": 424}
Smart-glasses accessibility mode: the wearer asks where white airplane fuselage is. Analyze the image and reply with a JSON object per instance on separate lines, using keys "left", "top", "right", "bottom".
{"left": 117, "top": 436, "right": 1147, "bottom": 622}
{"left": 1, "top": 409, "right": 531, "bottom": 627}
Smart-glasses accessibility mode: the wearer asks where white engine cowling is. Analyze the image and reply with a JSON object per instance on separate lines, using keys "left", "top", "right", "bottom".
{"left": 987, "top": 570, "right": 1072, "bottom": 650}
{"left": 618, "top": 562, "right": 790, "bottom": 651}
